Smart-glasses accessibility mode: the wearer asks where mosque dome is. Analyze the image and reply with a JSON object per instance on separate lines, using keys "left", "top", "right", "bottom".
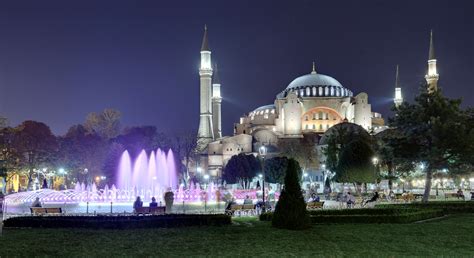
{"left": 277, "top": 71, "right": 353, "bottom": 99}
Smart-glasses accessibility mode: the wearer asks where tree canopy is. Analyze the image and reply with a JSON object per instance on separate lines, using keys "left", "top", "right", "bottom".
{"left": 389, "top": 85, "right": 474, "bottom": 202}
{"left": 222, "top": 153, "right": 260, "bottom": 189}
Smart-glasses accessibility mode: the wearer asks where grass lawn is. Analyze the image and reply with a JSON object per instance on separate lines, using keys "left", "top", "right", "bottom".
{"left": 1, "top": 214, "right": 473, "bottom": 257}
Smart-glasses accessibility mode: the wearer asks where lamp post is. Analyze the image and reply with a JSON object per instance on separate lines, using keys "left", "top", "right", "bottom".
{"left": 372, "top": 157, "right": 378, "bottom": 191}
{"left": 258, "top": 145, "right": 267, "bottom": 212}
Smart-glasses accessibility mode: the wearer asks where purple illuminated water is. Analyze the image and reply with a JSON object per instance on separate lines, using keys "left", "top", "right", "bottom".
{"left": 117, "top": 148, "right": 178, "bottom": 193}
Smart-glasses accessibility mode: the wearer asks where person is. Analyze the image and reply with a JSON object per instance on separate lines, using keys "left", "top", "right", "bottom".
{"left": 243, "top": 195, "right": 253, "bottom": 205}
{"left": 133, "top": 196, "right": 143, "bottom": 211}
{"left": 456, "top": 189, "right": 465, "bottom": 200}
{"left": 311, "top": 193, "right": 320, "bottom": 202}
{"left": 149, "top": 197, "right": 158, "bottom": 207}
{"left": 31, "top": 197, "right": 42, "bottom": 207}
{"left": 225, "top": 198, "right": 237, "bottom": 216}
{"left": 364, "top": 191, "right": 380, "bottom": 206}
{"left": 346, "top": 192, "right": 355, "bottom": 208}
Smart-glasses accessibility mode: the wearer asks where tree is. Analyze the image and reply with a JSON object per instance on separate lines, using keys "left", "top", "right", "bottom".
{"left": 102, "top": 142, "right": 126, "bottom": 186}
{"left": 264, "top": 156, "right": 288, "bottom": 184}
{"left": 390, "top": 85, "right": 474, "bottom": 202}
{"left": 59, "top": 124, "right": 108, "bottom": 185}
{"left": 115, "top": 126, "right": 164, "bottom": 157}
{"left": 84, "top": 108, "right": 121, "bottom": 139}
{"left": 172, "top": 132, "right": 198, "bottom": 186}
{"left": 278, "top": 134, "right": 318, "bottom": 173}
{"left": 335, "top": 139, "right": 375, "bottom": 189}
{"left": 375, "top": 129, "right": 415, "bottom": 191}
{"left": 0, "top": 127, "right": 21, "bottom": 193}
{"left": 272, "top": 158, "right": 311, "bottom": 230}
{"left": 322, "top": 123, "right": 371, "bottom": 173}
{"left": 13, "top": 121, "right": 58, "bottom": 189}
{"left": 222, "top": 153, "right": 259, "bottom": 189}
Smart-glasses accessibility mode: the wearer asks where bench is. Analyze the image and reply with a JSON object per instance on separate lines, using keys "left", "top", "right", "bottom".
{"left": 134, "top": 206, "right": 166, "bottom": 215}
{"left": 225, "top": 204, "right": 256, "bottom": 216}
{"left": 445, "top": 193, "right": 464, "bottom": 200}
{"left": 307, "top": 201, "right": 324, "bottom": 210}
{"left": 30, "top": 207, "right": 63, "bottom": 215}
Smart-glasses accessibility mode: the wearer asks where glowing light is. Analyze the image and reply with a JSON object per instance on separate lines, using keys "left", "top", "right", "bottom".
{"left": 203, "top": 174, "right": 210, "bottom": 180}
{"left": 303, "top": 172, "right": 308, "bottom": 177}
{"left": 258, "top": 174, "right": 263, "bottom": 179}
{"left": 197, "top": 167, "right": 202, "bottom": 173}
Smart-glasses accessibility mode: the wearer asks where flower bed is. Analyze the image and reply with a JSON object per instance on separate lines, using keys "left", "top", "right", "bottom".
{"left": 3, "top": 214, "right": 231, "bottom": 229}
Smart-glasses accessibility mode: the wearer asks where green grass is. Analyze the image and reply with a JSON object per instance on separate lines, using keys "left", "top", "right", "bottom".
{"left": 1, "top": 214, "right": 474, "bottom": 257}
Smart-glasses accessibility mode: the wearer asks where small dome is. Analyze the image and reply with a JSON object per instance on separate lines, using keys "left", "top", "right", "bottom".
{"left": 277, "top": 73, "right": 353, "bottom": 98}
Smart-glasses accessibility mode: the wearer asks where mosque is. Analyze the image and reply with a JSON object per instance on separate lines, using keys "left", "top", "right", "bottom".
{"left": 195, "top": 27, "right": 439, "bottom": 182}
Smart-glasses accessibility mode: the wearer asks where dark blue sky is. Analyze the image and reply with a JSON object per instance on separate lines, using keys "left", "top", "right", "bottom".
{"left": 0, "top": 0, "right": 472, "bottom": 136}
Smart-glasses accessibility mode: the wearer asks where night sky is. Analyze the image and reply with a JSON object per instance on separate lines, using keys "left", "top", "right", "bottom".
{"left": 0, "top": 0, "right": 472, "bottom": 136}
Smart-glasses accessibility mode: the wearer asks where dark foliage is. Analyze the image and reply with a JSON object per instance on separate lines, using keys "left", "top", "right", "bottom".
{"left": 272, "top": 158, "right": 311, "bottom": 230}
{"left": 264, "top": 156, "right": 288, "bottom": 184}
{"left": 335, "top": 139, "right": 375, "bottom": 184}
{"left": 222, "top": 153, "right": 260, "bottom": 188}
{"left": 3, "top": 214, "right": 231, "bottom": 229}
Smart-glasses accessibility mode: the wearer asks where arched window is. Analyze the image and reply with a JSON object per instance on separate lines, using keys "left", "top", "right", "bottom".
{"left": 318, "top": 87, "right": 323, "bottom": 96}
{"left": 312, "top": 87, "right": 316, "bottom": 96}
{"left": 318, "top": 112, "right": 323, "bottom": 120}
{"left": 305, "top": 124, "right": 308, "bottom": 130}
{"left": 336, "top": 88, "right": 340, "bottom": 97}
{"left": 319, "top": 124, "right": 323, "bottom": 130}
{"left": 330, "top": 87, "right": 334, "bottom": 96}
{"left": 312, "top": 124, "right": 316, "bottom": 129}
{"left": 325, "top": 87, "right": 329, "bottom": 96}
{"left": 305, "top": 115, "right": 309, "bottom": 121}
{"left": 306, "top": 87, "right": 310, "bottom": 96}
{"left": 300, "top": 89, "right": 305, "bottom": 96}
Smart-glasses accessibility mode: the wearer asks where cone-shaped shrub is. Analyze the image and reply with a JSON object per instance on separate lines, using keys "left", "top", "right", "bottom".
{"left": 272, "top": 158, "right": 311, "bottom": 230}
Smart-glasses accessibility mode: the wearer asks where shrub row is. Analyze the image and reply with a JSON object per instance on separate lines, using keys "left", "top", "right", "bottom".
{"left": 311, "top": 209, "right": 444, "bottom": 224}
{"left": 3, "top": 214, "right": 231, "bottom": 229}
{"left": 308, "top": 208, "right": 422, "bottom": 216}
{"left": 376, "top": 201, "right": 474, "bottom": 214}
{"left": 259, "top": 208, "right": 445, "bottom": 223}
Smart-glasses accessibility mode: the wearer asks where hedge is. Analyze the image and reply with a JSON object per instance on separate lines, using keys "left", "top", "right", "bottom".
{"left": 311, "top": 209, "right": 444, "bottom": 224}
{"left": 3, "top": 214, "right": 231, "bottom": 229}
{"left": 308, "top": 208, "right": 423, "bottom": 216}
{"left": 260, "top": 208, "right": 445, "bottom": 223}
{"left": 376, "top": 201, "right": 474, "bottom": 214}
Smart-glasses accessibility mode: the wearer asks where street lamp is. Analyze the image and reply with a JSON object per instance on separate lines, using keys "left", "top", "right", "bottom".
{"left": 203, "top": 174, "right": 210, "bottom": 190}
{"left": 372, "top": 157, "right": 379, "bottom": 190}
{"left": 197, "top": 167, "right": 202, "bottom": 173}
{"left": 258, "top": 145, "right": 267, "bottom": 212}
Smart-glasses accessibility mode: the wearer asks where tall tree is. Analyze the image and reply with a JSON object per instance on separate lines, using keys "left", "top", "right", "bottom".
{"left": 172, "top": 132, "right": 198, "bottom": 185}
{"left": 222, "top": 153, "right": 259, "bottom": 189}
{"left": 0, "top": 127, "right": 21, "bottom": 192}
{"left": 59, "top": 124, "right": 108, "bottom": 184}
{"left": 13, "top": 121, "right": 58, "bottom": 189}
{"left": 278, "top": 135, "right": 318, "bottom": 173}
{"left": 335, "top": 139, "right": 375, "bottom": 190}
{"left": 264, "top": 156, "right": 288, "bottom": 184}
{"left": 390, "top": 85, "right": 474, "bottom": 202}
{"left": 84, "top": 108, "right": 121, "bottom": 139}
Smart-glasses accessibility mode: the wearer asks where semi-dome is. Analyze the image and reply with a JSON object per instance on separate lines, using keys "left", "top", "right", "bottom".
{"left": 277, "top": 72, "right": 353, "bottom": 99}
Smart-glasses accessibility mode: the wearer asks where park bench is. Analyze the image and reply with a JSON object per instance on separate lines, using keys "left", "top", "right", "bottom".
{"left": 30, "top": 207, "right": 63, "bottom": 215}
{"left": 134, "top": 206, "right": 166, "bottom": 215}
{"left": 225, "top": 204, "right": 256, "bottom": 216}
{"left": 445, "top": 193, "right": 464, "bottom": 200}
{"left": 307, "top": 201, "right": 324, "bottom": 210}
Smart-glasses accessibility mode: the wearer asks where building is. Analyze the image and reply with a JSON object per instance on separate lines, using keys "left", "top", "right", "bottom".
{"left": 196, "top": 28, "right": 438, "bottom": 179}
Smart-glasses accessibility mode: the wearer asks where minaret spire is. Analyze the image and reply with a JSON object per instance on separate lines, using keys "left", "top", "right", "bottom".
{"left": 429, "top": 29, "right": 435, "bottom": 60}
{"left": 201, "top": 24, "right": 210, "bottom": 51}
{"left": 311, "top": 61, "right": 317, "bottom": 74}
{"left": 394, "top": 65, "right": 403, "bottom": 108}
{"left": 425, "top": 29, "right": 439, "bottom": 93}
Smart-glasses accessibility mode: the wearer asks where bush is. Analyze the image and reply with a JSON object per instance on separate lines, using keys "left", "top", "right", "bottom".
{"left": 259, "top": 212, "right": 273, "bottom": 221}
{"left": 308, "top": 208, "right": 423, "bottom": 216}
{"left": 272, "top": 159, "right": 311, "bottom": 230}
{"left": 376, "top": 201, "right": 474, "bottom": 214}
{"left": 311, "top": 209, "right": 444, "bottom": 224}
{"left": 3, "top": 214, "right": 231, "bottom": 229}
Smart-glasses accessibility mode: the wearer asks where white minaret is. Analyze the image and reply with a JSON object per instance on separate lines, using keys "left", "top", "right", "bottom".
{"left": 197, "top": 25, "right": 214, "bottom": 150}
{"left": 425, "top": 30, "right": 439, "bottom": 93}
{"left": 212, "top": 63, "right": 222, "bottom": 139}
{"left": 394, "top": 65, "right": 403, "bottom": 108}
